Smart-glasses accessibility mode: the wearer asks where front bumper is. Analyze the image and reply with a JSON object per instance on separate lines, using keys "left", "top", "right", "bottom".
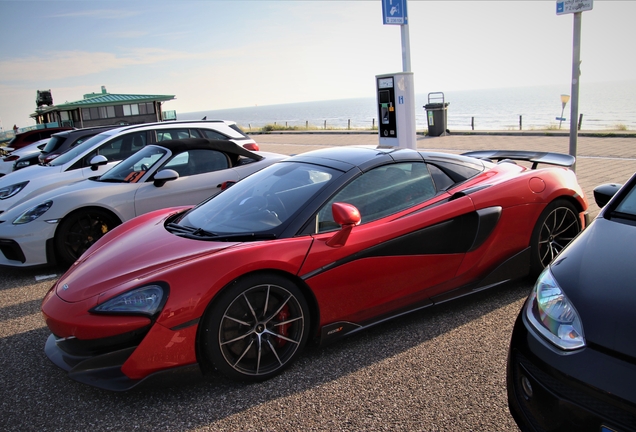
{"left": 44, "top": 320, "right": 200, "bottom": 391}
{"left": 42, "top": 288, "right": 200, "bottom": 391}
{"left": 0, "top": 219, "right": 57, "bottom": 267}
{"left": 507, "top": 311, "right": 636, "bottom": 432}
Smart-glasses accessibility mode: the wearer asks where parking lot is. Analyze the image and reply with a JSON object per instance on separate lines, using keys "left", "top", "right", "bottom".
{"left": 2, "top": 132, "right": 635, "bottom": 431}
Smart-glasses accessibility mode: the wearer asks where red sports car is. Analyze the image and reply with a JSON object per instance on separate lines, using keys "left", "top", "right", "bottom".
{"left": 41, "top": 146, "right": 588, "bottom": 390}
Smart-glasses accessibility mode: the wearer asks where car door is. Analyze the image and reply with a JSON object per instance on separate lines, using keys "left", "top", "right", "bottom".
{"left": 133, "top": 148, "right": 240, "bottom": 216}
{"left": 63, "top": 131, "right": 149, "bottom": 179}
{"left": 299, "top": 161, "right": 478, "bottom": 326}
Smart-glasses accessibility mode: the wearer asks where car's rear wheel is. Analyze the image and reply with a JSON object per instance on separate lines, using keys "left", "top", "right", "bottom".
{"left": 55, "top": 208, "right": 121, "bottom": 265}
{"left": 530, "top": 199, "right": 581, "bottom": 276}
{"left": 200, "top": 274, "right": 310, "bottom": 381}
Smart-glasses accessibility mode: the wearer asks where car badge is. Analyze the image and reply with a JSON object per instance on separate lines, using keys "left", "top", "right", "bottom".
{"left": 62, "top": 284, "right": 69, "bottom": 291}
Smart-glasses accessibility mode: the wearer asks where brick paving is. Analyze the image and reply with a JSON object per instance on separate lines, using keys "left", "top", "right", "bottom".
{"left": 252, "top": 132, "right": 636, "bottom": 219}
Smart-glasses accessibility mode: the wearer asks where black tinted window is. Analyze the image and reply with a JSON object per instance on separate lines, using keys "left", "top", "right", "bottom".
{"left": 164, "top": 149, "right": 229, "bottom": 177}
{"left": 201, "top": 129, "right": 229, "bottom": 140}
{"left": 428, "top": 165, "right": 454, "bottom": 191}
{"left": 43, "top": 135, "right": 67, "bottom": 152}
{"left": 316, "top": 162, "right": 436, "bottom": 231}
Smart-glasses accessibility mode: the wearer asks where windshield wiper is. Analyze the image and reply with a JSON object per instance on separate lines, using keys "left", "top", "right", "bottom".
{"left": 166, "top": 223, "right": 216, "bottom": 237}
{"left": 166, "top": 223, "right": 275, "bottom": 241}
{"left": 97, "top": 177, "right": 126, "bottom": 183}
{"left": 201, "top": 232, "right": 277, "bottom": 242}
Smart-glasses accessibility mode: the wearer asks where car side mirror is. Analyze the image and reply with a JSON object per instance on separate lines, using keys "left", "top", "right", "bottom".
{"left": 89, "top": 155, "right": 108, "bottom": 171}
{"left": 218, "top": 180, "right": 236, "bottom": 191}
{"left": 593, "top": 183, "right": 622, "bottom": 208}
{"left": 326, "top": 202, "right": 361, "bottom": 248}
{"left": 153, "top": 169, "right": 179, "bottom": 187}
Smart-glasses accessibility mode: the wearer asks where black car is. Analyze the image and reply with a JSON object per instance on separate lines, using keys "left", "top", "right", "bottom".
{"left": 38, "top": 125, "right": 122, "bottom": 164}
{"left": 507, "top": 173, "right": 636, "bottom": 432}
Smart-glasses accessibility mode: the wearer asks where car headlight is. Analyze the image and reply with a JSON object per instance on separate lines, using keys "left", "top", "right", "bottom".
{"left": 91, "top": 285, "right": 168, "bottom": 317}
{"left": 15, "top": 160, "right": 31, "bottom": 169}
{"left": 0, "top": 181, "right": 29, "bottom": 200}
{"left": 525, "top": 268, "right": 585, "bottom": 350}
{"left": 13, "top": 200, "right": 53, "bottom": 224}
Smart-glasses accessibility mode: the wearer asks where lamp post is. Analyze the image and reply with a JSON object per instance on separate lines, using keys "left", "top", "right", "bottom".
{"left": 559, "top": 94, "right": 570, "bottom": 129}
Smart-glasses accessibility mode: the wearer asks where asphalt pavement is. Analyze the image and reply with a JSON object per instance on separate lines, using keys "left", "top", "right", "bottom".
{"left": 1, "top": 132, "right": 635, "bottom": 431}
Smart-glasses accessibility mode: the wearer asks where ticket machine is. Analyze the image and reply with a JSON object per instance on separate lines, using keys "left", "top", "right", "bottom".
{"left": 376, "top": 72, "right": 416, "bottom": 149}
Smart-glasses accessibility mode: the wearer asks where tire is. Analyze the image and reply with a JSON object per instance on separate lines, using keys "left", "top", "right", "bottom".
{"left": 55, "top": 208, "right": 121, "bottom": 266}
{"left": 200, "top": 273, "right": 310, "bottom": 382}
{"left": 530, "top": 199, "right": 581, "bottom": 276}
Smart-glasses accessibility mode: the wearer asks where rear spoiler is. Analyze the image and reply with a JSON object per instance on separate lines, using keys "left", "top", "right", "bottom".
{"left": 462, "top": 150, "right": 575, "bottom": 169}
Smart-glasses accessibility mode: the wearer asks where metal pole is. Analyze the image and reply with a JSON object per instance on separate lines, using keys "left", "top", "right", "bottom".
{"left": 569, "top": 12, "right": 582, "bottom": 172}
{"left": 400, "top": 23, "right": 411, "bottom": 72}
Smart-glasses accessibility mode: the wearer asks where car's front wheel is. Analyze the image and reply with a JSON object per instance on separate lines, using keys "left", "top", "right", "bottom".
{"left": 55, "top": 208, "right": 121, "bottom": 266}
{"left": 530, "top": 199, "right": 581, "bottom": 275}
{"left": 200, "top": 274, "right": 310, "bottom": 381}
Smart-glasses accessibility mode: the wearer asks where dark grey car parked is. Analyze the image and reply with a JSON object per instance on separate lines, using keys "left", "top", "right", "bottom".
{"left": 38, "top": 125, "right": 122, "bottom": 165}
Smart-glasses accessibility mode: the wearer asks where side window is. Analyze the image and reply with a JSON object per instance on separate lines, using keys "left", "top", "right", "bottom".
{"left": 428, "top": 164, "right": 455, "bottom": 191}
{"left": 156, "top": 129, "right": 197, "bottom": 141}
{"left": 97, "top": 132, "right": 146, "bottom": 162}
{"left": 200, "top": 129, "right": 228, "bottom": 140}
{"left": 72, "top": 136, "right": 92, "bottom": 147}
{"left": 315, "top": 162, "right": 436, "bottom": 232}
{"left": 164, "top": 149, "right": 229, "bottom": 177}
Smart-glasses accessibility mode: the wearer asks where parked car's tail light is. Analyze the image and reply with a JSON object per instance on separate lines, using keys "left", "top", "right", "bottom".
{"left": 525, "top": 268, "right": 585, "bottom": 350}
{"left": 3, "top": 155, "right": 19, "bottom": 162}
{"left": 91, "top": 285, "right": 168, "bottom": 317}
{"left": 42, "top": 153, "right": 60, "bottom": 164}
{"left": 243, "top": 143, "right": 260, "bottom": 151}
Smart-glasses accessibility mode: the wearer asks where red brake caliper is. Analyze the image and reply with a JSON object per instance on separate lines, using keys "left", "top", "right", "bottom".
{"left": 275, "top": 305, "right": 290, "bottom": 347}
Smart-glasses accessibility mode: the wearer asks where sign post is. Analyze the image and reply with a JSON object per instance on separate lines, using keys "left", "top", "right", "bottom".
{"left": 380, "top": 0, "right": 415, "bottom": 149}
{"left": 557, "top": 0, "right": 593, "bottom": 172}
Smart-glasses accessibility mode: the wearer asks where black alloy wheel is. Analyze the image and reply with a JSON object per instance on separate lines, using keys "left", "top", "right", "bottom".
{"left": 530, "top": 199, "right": 581, "bottom": 276}
{"left": 55, "top": 209, "right": 121, "bottom": 265}
{"left": 201, "top": 274, "right": 310, "bottom": 381}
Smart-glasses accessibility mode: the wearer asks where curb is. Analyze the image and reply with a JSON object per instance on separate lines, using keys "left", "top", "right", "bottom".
{"left": 248, "top": 130, "right": 636, "bottom": 138}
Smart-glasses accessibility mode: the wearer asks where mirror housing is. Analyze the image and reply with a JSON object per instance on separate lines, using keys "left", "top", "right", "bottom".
{"left": 89, "top": 155, "right": 108, "bottom": 171}
{"left": 218, "top": 180, "right": 237, "bottom": 191}
{"left": 153, "top": 169, "right": 179, "bottom": 187}
{"left": 326, "top": 202, "right": 361, "bottom": 248}
{"left": 593, "top": 183, "right": 622, "bottom": 208}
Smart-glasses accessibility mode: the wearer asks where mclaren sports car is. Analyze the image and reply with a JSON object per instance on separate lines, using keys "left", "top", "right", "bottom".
{"left": 41, "top": 146, "right": 588, "bottom": 390}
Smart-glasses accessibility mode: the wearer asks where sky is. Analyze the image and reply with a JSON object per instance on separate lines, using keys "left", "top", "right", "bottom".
{"left": 0, "top": 0, "right": 634, "bottom": 131}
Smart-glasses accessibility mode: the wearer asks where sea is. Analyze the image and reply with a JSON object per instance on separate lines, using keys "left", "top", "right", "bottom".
{"left": 179, "top": 80, "right": 636, "bottom": 132}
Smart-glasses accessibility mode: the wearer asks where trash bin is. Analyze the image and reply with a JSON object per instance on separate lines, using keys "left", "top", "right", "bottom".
{"left": 424, "top": 92, "right": 449, "bottom": 137}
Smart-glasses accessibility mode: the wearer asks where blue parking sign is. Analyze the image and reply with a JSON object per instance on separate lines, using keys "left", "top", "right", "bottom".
{"left": 383, "top": 0, "right": 407, "bottom": 25}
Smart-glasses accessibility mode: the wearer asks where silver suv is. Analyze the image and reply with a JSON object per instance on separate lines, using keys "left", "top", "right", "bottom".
{"left": 0, "top": 120, "right": 257, "bottom": 214}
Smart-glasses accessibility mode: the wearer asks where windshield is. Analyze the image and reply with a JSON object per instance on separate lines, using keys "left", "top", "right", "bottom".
{"left": 99, "top": 145, "right": 167, "bottom": 183}
{"left": 49, "top": 130, "right": 117, "bottom": 166}
{"left": 175, "top": 162, "right": 335, "bottom": 235}
{"left": 615, "top": 184, "right": 636, "bottom": 217}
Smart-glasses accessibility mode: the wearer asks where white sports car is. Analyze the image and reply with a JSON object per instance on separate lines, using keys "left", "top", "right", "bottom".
{"left": 0, "top": 138, "right": 285, "bottom": 267}
{"left": 0, "top": 120, "right": 257, "bottom": 215}
{"left": 0, "top": 138, "right": 49, "bottom": 177}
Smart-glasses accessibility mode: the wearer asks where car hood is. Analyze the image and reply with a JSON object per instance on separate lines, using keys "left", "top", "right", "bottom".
{"left": 550, "top": 217, "right": 636, "bottom": 358}
{"left": 56, "top": 209, "right": 236, "bottom": 303}
{"left": 0, "top": 163, "right": 62, "bottom": 185}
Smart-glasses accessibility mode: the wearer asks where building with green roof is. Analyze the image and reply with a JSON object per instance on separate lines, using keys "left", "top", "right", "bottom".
{"left": 30, "top": 86, "right": 176, "bottom": 128}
